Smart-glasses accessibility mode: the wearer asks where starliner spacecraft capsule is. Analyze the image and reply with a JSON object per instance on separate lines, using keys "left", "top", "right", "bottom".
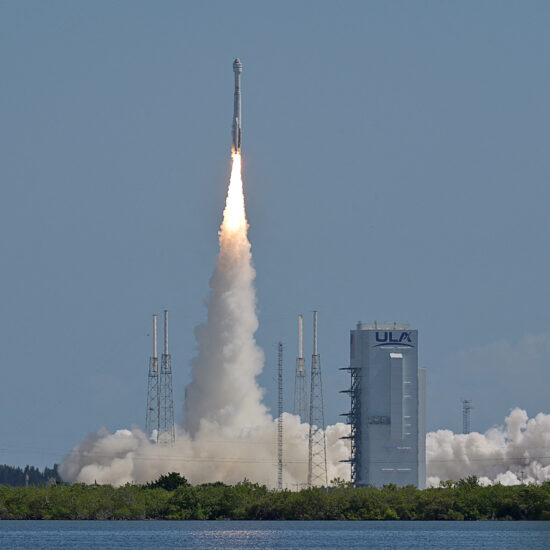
{"left": 232, "top": 58, "right": 242, "bottom": 153}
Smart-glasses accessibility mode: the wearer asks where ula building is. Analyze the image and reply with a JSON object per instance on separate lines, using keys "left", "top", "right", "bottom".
{"left": 343, "top": 322, "right": 426, "bottom": 488}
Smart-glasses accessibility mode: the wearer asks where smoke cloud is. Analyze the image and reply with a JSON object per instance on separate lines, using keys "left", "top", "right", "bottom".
{"left": 427, "top": 408, "right": 550, "bottom": 487}
{"left": 58, "top": 417, "right": 350, "bottom": 488}
{"left": 59, "top": 408, "right": 550, "bottom": 488}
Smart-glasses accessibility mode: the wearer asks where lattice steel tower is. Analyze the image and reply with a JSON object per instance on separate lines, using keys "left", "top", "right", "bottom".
{"left": 145, "top": 314, "right": 159, "bottom": 440}
{"left": 462, "top": 399, "right": 472, "bottom": 435}
{"left": 293, "top": 314, "right": 308, "bottom": 423}
{"left": 307, "top": 311, "right": 328, "bottom": 487}
{"left": 158, "top": 310, "right": 176, "bottom": 446}
{"left": 340, "top": 362, "right": 361, "bottom": 485}
{"left": 277, "top": 341, "right": 284, "bottom": 491}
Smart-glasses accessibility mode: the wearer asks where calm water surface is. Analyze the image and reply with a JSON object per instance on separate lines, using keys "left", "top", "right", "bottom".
{"left": 0, "top": 520, "right": 549, "bottom": 549}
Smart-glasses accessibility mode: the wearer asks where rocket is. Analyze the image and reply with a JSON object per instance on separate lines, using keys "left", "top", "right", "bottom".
{"left": 232, "top": 58, "right": 242, "bottom": 153}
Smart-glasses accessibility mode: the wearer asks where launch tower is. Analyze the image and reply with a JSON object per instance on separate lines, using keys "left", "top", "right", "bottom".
{"left": 462, "top": 399, "right": 472, "bottom": 434}
{"left": 145, "top": 315, "right": 159, "bottom": 440}
{"left": 277, "top": 341, "right": 284, "bottom": 491}
{"left": 307, "top": 311, "right": 328, "bottom": 486}
{"left": 145, "top": 311, "right": 175, "bottom": 446}
{"left": 293, "top": 314, "right": 308, "bottom": 423}
{"left": 158, "top": 310, "right": 175, "bottom": 446}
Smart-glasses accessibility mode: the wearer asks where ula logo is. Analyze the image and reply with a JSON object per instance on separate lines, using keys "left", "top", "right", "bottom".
{"left": 374, "top": 331, "right": 414, "bottom": 348}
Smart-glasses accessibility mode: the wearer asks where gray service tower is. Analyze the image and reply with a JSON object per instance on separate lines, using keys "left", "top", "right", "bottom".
{"left": 344, "top": 323, "right": 426, "bottom": 488}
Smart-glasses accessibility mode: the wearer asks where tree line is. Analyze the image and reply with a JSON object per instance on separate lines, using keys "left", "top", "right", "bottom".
{"left": 0, "top": 473, "right": 549, "bottom": 520}
{"left": 0, "top": 464, "right": 61, "bottom": 487}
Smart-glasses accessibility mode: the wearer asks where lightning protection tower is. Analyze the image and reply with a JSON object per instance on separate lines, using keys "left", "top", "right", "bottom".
{"left": 277, "top": 341, "right": 284, "bottom": 491}
{"left": 307, "top": 311, "right": 328, "bottom": 487}
{"left": 293, "top": 314, "right": 308, "bottom": 423}
{"left": 462, "top": 399, "right": 472, "bottom": 435}
{"left": 145, "top": 314, "right": 159, "bottom": 440}
{"left": 158, "top": 310, "right": 176, "bottom": 446}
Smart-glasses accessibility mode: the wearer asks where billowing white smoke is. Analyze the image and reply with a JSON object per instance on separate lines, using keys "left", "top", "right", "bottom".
{"left": 182, "top": 152, "right": 269, "bottom": 437}
{"left": 59, "top": 406, "right": 550, "bottom": 488}
{"left": 427, "top": 408, "right": 550, "bottom": 487}
{"left": 58, "top": 416, "right": 350, "bottom": 488}
{"left": 59, "top": 154, "right": 350, "bottom": 488}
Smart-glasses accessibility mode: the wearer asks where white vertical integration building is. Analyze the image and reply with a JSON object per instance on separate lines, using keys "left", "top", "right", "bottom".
{"left": 345, "top": 322, "right": 426, "bottom": 488}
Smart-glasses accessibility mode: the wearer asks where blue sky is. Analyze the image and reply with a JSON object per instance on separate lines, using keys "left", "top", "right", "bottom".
{"left": 1, "top": 1, "right": 549, "bottom": 468}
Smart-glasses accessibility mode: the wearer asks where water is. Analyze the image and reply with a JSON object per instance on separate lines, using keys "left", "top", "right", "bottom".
{"left": 0, "top": 520, "right": 549, "bottom": 549}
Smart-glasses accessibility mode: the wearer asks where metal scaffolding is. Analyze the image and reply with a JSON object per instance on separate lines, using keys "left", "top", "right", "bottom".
{"left": 340, "top": 364, "right": 361, "bottom": 485}
{"left": 158, "top": 310, "right": 175, "bottom": 446}
{"left": 462, "top": 399, "right": 472, "bottom": 435}
{"left": 145, "top": 314, "right": 159, "bottom": 440}
{"left": 277, "top": 341, "right": 284, "bottom": 491}
{"left": 307, "top": 311, "right": 328, "bottom": 487}
{"left": 293, "top": 314, "right": 308, "bottom": 423}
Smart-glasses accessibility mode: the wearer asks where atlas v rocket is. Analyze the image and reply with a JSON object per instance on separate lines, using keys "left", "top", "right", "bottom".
{"left": 232, "top": 58, "right": 242, "bottom": 153}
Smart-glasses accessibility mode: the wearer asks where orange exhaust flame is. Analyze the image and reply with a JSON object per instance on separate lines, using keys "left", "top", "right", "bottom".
{"left": 221, "top": 152, "right": 247, "bottom": 234}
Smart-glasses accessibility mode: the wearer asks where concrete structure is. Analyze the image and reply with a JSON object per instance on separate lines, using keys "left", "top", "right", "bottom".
{"left": 344, "top": 322, "right": 426, "bottom": 488}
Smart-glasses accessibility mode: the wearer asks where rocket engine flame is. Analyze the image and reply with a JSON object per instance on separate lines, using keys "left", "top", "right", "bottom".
{"left": 222, "top": 153, "right": 246, "bottom": 234}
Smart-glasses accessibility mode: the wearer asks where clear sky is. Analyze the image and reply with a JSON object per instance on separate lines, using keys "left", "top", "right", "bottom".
{"left": 1, "top": 1, "right": 549, "bottom": 468}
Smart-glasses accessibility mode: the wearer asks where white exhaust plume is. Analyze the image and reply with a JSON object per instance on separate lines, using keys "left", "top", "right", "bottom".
{"left": 183, "top": 152, "right": 268, "bottom": 437}
{"left": 59, "top": 153, "right": 350, "bottom": 488}
{"left": 427, "top": 408, "right": 550, "bottom": 486}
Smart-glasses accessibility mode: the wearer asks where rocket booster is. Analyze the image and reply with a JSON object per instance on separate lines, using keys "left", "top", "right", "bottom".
{"left": 232, "top": 58, "right": 242, "bottom": 153}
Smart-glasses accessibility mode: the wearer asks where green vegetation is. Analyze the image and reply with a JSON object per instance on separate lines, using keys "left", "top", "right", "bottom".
{"left": 0, "top": 464, "right": 61, "bottom": 487}
{"left": 0, "top": 475, "right": 549, "bottom": 520}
